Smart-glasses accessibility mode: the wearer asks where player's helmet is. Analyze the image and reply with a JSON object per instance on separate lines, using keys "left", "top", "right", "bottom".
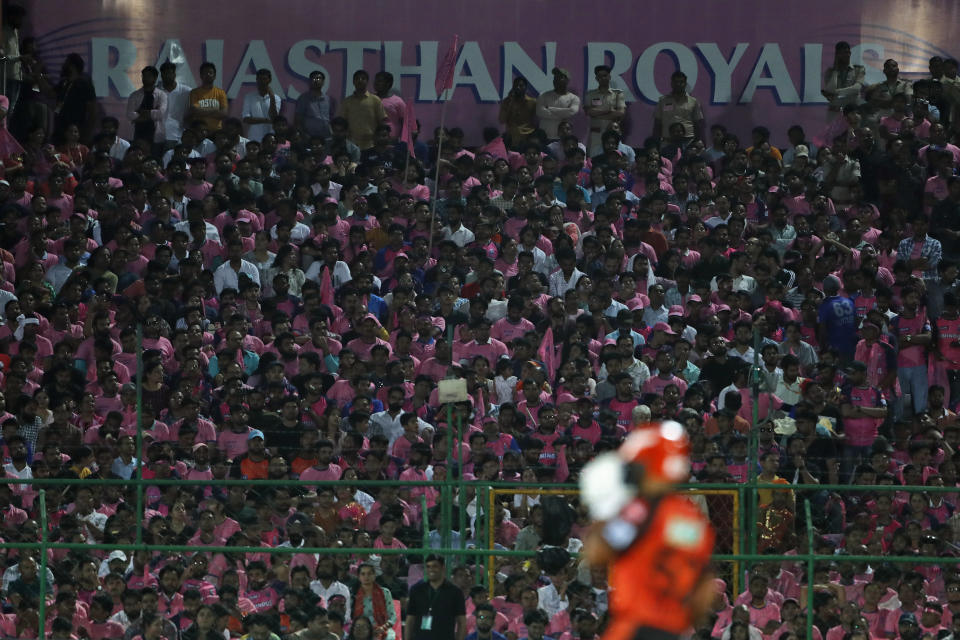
{"left": 618, "top": 420, "right": 690, "bottom": 483}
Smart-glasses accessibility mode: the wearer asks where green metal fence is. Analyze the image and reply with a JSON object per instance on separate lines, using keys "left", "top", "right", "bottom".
{"left": 1, "top": 326, "right": 950, "bottom": 639}
{"left": 3, "top": 475, "right": 954, "bottom": 640}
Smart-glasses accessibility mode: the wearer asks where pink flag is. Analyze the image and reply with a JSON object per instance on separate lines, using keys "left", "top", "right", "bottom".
{"left": 478, "top": 136, "right": 508, "bottom": 160}
{"left": 434, "top": 35, "right": 460, "bottom": 98}
{"left": 319, "top": 266, "right": 334, "bottom": 307}
{"left": 537, "top": 326, "right": 556, "bottom": 383}
{"left": 400, "top": 97, "right": 417, "bottom": 158}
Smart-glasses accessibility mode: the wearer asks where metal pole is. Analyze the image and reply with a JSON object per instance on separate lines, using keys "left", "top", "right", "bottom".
{"left": 427, "top": 89, "right": 449, "bottom": 258}
{"left": 0, "top": 477, "right": 949, "bottom": 493}
{"left": 135, "top": 323, "right": 145, "bottom": 545}
{"left": 477, "top": 486, "right": 486, "bottom": 586}
{"left": 747, "top": 326, "right": 761, "bottom": 562}
{"left": 442, "top": 403, "right": 454, "bottom": 559}
{"left": 38, "top": 489, "right": 47, "bottom": 640}
{"left": 805, "top": 500, "right": 815, "bottom": 640}
{"left": 487, "top": 487, "right": 497, "bottom": 597}
{"left": 0, "top": 539, "right": 945, "bottom": 566}
{"left": 457, "top": 414, "right": 467, "bottom": 552}
{"left": 421, "top": 494, "right": 429, "bottom": 551}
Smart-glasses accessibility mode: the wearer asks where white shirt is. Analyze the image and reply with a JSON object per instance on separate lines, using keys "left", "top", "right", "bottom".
{"left": 241, "top": 90, "right": 284, "bottom": 143}
{"left": 710, "top": 274, "right": 756, "bottom": 293}
{"left": 536, "top": 91, "right": 581, "bottom": 139}
{"left": 2, "top": 462, "right": 31, "bottom": 492}
{"left": 369, "top": 410, "right": 433, "bottom": 449}
{"left": 443, "top": 224, "right": 475, "bottom": 248}
{"left": 44, "top": 262, "right": 83, "bottom": 294}
{"left": 642, "top": 304, "right": 669, "bottom": 327}
{"left": 109, "top": 137, "right": 131, "bottom": 162}
{"left": 368, "top": 410, "right": 404, "bottom": 447}
{"left": 304, "top": 260, "right": 352, "bottom": 289}
{"left": 519, "top": 244, "right": 554, "bottom": 277}
{"left": 309, "top": 579, "right": 352, "bottom": 615}
{"left": 270, "top": 221, "right": 312, "bottom": 245}
{"left": 537, "top": 582, "right": 569, "bottom": 618}
{"left": 161, "top": 81, "right": 193, "bottom": 142}
{"left": 126, "top": 87, "right": 168, "bottom": 143}
{"left": 0, "top": 288, "right": 17, "bottom": 318}
{"left": 548, "top": 267, "right": 584, "bottom": 297}
{"left": 311, "top": 180, "right": 343, "bottom": 200}
{"left": 726, "top": 346, "right": 756, "bottom": 364}
{"left": 161, "top": 147, "right": 201, "bottom": 168}
{"left": 76, "top": 509, "right": 109, "bottom": 540}
{"left": 213, "top": 259, "right": 261, "bottom": 294}
{"left": 175, "top": 219, "right": 222, "bottom": 245}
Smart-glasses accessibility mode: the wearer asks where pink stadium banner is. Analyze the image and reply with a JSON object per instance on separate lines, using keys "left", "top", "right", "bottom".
{"left": 29, "top": 0, "right": 960, "bottom": 144}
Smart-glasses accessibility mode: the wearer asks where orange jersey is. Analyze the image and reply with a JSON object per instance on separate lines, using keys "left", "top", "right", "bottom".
{"left": 607, "top": 494, "right": 715, "bottom": 634}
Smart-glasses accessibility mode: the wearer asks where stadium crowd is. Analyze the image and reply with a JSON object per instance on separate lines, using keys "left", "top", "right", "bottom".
{"left": 0, "top": 6, "right": 957, "bottom": 638}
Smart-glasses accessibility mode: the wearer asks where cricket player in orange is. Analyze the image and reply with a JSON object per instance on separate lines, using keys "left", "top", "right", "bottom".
{"left": 580, "top": 421, "right": 716, "bottom": 640}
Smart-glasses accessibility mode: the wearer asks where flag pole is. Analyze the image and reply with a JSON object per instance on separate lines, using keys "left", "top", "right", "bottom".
{"left": 428, "top": 34, "right": 458, "bottom": 260}
{"left": 428, "top": 89, "right": 450, "bottom": 259}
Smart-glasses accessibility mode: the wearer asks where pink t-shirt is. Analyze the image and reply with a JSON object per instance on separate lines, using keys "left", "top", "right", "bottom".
{"left": 860, "top": 609, "right": 888, "bottom": 639}
{"left": 641, "top": 374, "right": 688, "bottom": 397}
{"left": 299, "top": 464, "right": 343, "bottom": 488}
{"left": 491, "top": 317, "right": 535, "bottom": 344}
{"left": 893, "top": 313, "right": 930, "bottom": 368}
{"left": 842, "top": 385, "right": 885, "bottom": 446}
{"left": 245, "top": 586, "right": 280, "bottom": 612}
{"left": 746, "top": 602, "right": 780, "bottom": 632}
{"left": 607, "top": 398, "right": 638, "bottom": 428}
{"left": 87, "top": 621, "right": 125, "bottom": 639}
{"left": 373, "top": 536, "right": 407, "bottom": 549}
{"left": 217, "top": 429, "right": 252, "bottom": 459}
{"left": 380, "top": 95, "right": 405, "bottom": 137}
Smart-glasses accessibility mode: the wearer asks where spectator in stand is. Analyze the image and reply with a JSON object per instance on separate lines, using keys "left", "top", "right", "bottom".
{"left": 0, "top": 32, "right": 957, "bottom": 640}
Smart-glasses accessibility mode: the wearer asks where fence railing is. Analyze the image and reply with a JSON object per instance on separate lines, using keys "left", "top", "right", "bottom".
{"left": 4, "top": 476, "right": 955, "bottom": 640}
{"left": 6, "top": 322, "right": 950, "bottom": 640}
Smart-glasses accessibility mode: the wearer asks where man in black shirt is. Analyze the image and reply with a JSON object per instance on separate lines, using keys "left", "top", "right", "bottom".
{"left": 699, "top": 335, "right": 741, "bottom": 396}
{"left": 406, "top": 554, "right": 466, "bottom": 640}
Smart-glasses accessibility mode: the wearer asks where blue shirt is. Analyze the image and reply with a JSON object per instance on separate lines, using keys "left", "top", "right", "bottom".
{"left": 817, "top": 295, "right": 858, "bottom": 356}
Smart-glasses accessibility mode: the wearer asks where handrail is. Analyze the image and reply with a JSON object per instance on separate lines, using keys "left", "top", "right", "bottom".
{"left": 2, "top": 540, "right": 952, "bottom": 565}
{"left": 2, "top": 477, "right": 954, "bottom": 492}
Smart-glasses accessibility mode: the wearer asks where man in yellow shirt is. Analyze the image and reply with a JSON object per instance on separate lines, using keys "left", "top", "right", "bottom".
{"left": 337, "top": 69, "right": 387, "bottom": 150}
{"left": 188, "top": 62, "right": 228, "bottom": 132}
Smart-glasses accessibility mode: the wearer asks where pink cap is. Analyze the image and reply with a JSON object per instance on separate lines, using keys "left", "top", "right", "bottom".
{"left": 764, "top": 300, "right": 784, "bottom": 312}
{"left": 652, "top": 322, "right": 677, "bottom": 335}
{"left": 668, "top": 305, "right": 684, "bottom": 317}
{"left": 717, "top": 304, "right": 731, "bottom": 312}
{"left": 686, "top": 294, "right": 703, "bottom": 303}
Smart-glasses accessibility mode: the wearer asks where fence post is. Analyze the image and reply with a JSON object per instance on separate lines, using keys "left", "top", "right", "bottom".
{"left": 487, "top": 487, "right": 496, "bottom": 597}
{"left": 39, "top": 489, "right": 47, "bottom": 640}
{"left": 477, "top": 485, "right": 487, "bottom": 586}
{"left": 135, "top": 323, "right": 145, "bottom": 545}
{"left": 421, "top": 494, "right": 429, "bottom": 551}
{"left": 746, "top": 326, "right": 762, "bottom": 565}
{"left": 805, "top": 500, "right": 815, "bottom": 640}
{"left": 442, "top": 404, "right": 454, "bottom": 560}
{"left": 457, "top": 414, "right": 467, "bottom": 555}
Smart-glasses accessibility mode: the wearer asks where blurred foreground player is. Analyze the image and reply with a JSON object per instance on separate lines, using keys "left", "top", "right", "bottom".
{"left": 580, "top": 421, "right": 716, "bottom": 640}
